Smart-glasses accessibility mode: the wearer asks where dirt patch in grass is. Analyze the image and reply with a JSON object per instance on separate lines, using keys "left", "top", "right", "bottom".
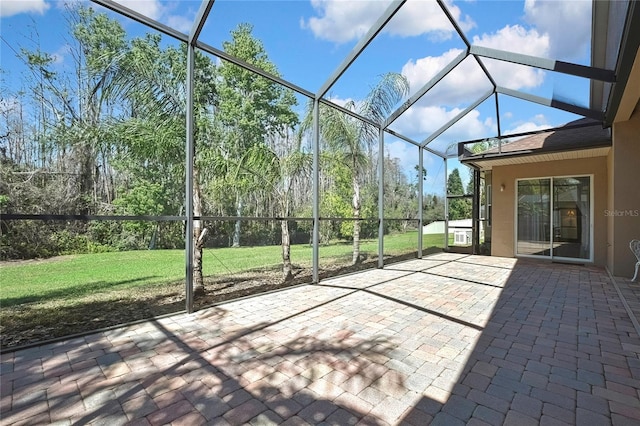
{"left": 1, "top": 254, "right": 418, "bottom": 351}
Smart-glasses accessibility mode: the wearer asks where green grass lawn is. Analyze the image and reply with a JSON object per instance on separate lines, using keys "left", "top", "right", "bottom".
{"left": 0, "top": 232, "right": 448, "bottom": 307}
{"left": 0, "top": 232, "right": 449, "bottom": 348}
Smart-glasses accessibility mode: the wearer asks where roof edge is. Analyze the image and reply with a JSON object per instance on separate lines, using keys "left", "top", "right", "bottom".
{"left": 605, "top": 0, "right": 640, "bottom": 125}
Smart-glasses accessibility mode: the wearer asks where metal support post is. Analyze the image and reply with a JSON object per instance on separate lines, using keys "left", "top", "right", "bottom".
{"left": 444, "top": 158, "right": 449, "bottom": 251}
{"left": 185, "top": 44, "right": 195, "bottom": 313}
{"left": 472, "top": 168, "right": 481, "bottom": 254}
{"left": 495, "top": 93, "right": 503, "bottom": 153}
{"left": 378, "top": 127, "right": 384, "bottom": 269}
{"left": 312, "top": 100, "right": 320, "bottom": 283}
{"left": 418, "top": 146, "right": 424, "bottom": 258}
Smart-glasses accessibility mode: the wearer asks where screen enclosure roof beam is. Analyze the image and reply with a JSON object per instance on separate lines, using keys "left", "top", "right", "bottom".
{"left": 436, "top": 0, "right": 498, "bottom": 90}
{"left": 436, "top": 0, "right": 471, "bottom": 48}
{"left": 91, "top": 0, "right": 188, "bottom": 43}
{"left": 384, "top": 50, "right": 468, "bottom": 129}
{"left": 196, "top": 41, "right": 314, "bottom": 99}
{"left": 92, "top": 1, "right": 314, "bottom": 100}
{"left": 496, "top": 87, "right": 605, "bottom": 121}
{"left": 470, "top": 45, "right": 616, "bottom": 82}
{"left": 386, "top": 129, "right": 444, "bottom": 157}
{"left": 316, "top": 0, "right": 406, "bottom": 99}
{"left": 421, "top": 88, "right": 494, "bottom": 147}
{"left": 189, "top": 0, "right": 214, "bottom": 43}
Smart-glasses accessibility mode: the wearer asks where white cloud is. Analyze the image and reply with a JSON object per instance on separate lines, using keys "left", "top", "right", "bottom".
{"left": 400, "top": 24, "right": 548, "bottom": 109}
{"left": 115, "top": 0, "right": 193, "bottom": 34}
{"left": 392, "top": 104, "right": 491, "bottom": 144}
{"left": 326, "top": 96, "right": 355, "bottom": 109}
{"left": 402, "top": 50, "right": 492, "bottom": 107}
{"left": 115, "top": 0, "right": 163, "bottom": 20}
{"left": 391, "top": 22, "right": 553, "bottom": 148}
{"left": 386, "top": 139, "right": 419, "bottom": 178}
{"left": 524, "top": 0, "right": 591, "bottom": 60}
{"left": 386, "top": 0, "right": 475, "bottom": 40}
{"left": 0, "top": 0, "right": 50, "bottom": 17}
{"left": 166, "top": 15, "right": 192, "bottom": 34}
{"left": 472, "top": 25, "right": 548, "bottom": 89}
{"left": 302, "top": 0, "right": 387, "bottom": 44}
{"left": 301, "top": 0, "right": 475, "bottom": 44}
{"left": 402, "top": 48, "right": 464, "bottom": 91}
{"left": 503, "top": 117, "right": 552, "bottom": 138}
{"left": 50, "top": 44, "right": 71, "bottom": 65}
{"left": 473, "top": 24, "right": 549, "bottom": 56}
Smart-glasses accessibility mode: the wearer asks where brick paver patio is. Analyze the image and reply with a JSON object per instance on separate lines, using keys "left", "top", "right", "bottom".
{"left": 1, "top": 253, "right": 639, "bottom": 425}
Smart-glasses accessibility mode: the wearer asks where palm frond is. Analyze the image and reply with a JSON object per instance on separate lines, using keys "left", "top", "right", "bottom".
{"left": 358, "top": 72, "right": 409, "bottom": 145}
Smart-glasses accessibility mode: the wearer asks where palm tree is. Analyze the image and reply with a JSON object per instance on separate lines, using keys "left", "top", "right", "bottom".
{"left": 305, "top": 72, "right": 409, "bottom": 264}
{"left": 235, "top": 140, "right": 311, "bottom": 281}
{"left": 113, "top": 37, "right": 218, "bottom": 296}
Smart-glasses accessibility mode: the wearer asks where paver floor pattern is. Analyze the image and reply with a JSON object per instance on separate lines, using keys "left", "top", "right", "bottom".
{"left": 1, "top": 253, "right": 639, "bottom": 425}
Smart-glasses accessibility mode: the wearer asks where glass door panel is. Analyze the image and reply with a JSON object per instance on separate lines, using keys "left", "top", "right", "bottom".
{"left": 552, "top": 177, "right": 591, "bottom": 259}
{"left": 517, "top": 179, "right": 551, "bottom": 256}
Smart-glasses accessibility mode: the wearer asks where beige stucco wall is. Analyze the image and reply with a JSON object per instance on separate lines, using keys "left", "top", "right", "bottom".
{"left": 610, "top": 110, "right": 640, "bottom": 277}
{"left": 607, "top": 149, "right": 615, "bottom": 271}
{"left": 490, "top": 156, "right": 608, "bottom": 266}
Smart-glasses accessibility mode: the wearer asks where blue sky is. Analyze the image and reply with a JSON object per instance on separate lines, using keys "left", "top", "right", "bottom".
{"left": 1, "top": 0, "right": 596, "bottom": 193}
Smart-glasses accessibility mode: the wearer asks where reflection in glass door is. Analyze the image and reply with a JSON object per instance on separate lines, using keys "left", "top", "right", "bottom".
{"left": 552, "top": 177, "right": 591, "bottom": 259}
{"left": 516, "top": 176, "right": 591, "bottom": 261}
{"left": 517, "top": 179, "right": 551, "bottom": 256}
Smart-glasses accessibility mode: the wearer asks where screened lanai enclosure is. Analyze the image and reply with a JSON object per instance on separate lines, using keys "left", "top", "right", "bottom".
{"left": 0, "top": 0, "right": 628, "bottom": 348}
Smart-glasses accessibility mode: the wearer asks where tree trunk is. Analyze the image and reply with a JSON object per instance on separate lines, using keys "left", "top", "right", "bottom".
{"left": 352, "top": 176, "right": 361, "bottom": 264}
{"left": 281, "top": 219, "right": 293, "bottom": 281}
{"left": 76, "top": 141, "right": 94, "bottom": 214}
{"left": 232, "top": 195, "right": 242, "bottom": 247}
{"left": 193, "top": 167, "right": 206, "bottom": 296}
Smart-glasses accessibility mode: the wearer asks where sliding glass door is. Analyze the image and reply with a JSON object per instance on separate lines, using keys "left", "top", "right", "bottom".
{"left": 517, "top": 179, "right": 551, "bottom": 256}
{"left": 516, "top": 176, "right": 592, "bottom": 261}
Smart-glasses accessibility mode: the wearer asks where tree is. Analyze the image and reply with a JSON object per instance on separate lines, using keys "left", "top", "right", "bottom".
{"left": 113, "top": 33, "right": 218, "bottom": 295}
{"left": 383, "top": 156, "right": 418, "bottom": 232}
{"left": 466, "top": 174, "right": 474, "bottom": 195}
{"left": 423, "top": 193, "right": 445, "bottom": 224}
{"left": 216, "top": 23, "right": 298, "bottom": 248}
{"left": 235, "top": 141, "right": 310, "bottom": 280}
{"left": 447, "top": 168, "right": 471, "bottom": 220}
{"left": 17, "top": 5, "right": 129, "bottom": 213}
{"left": 1, "top": 5, "right": 139, "bottom": 259}
{"left": 304, "top": 73, "right": 409, "bottom": 264}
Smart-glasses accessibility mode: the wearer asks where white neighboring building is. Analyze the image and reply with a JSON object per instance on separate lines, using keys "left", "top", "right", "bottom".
{"left": 423, "top": 219, "right": 474, "bottom": 246}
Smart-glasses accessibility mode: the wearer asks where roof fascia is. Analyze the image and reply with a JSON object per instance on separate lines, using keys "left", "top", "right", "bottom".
{"left": 461, "top": 144, "right": 611, "bottom": 169}
{"left": 605, "top": 0, "right": 640, "bottom": 125}
{"left": 456, "top": 120, "right": 604, "bottom": 148}
{"left": 316, "top": 0, "right": 406, "bottom": 99}
{"left": 470, "top": 45, "right": 615, "bottom": 82}
{"left": 457, "top": 145, "right": 611, "bottom": 170}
